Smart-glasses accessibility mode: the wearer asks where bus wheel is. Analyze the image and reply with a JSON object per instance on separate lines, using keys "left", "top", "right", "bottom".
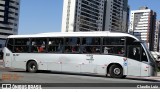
{"left": 109, "top": 64, "right": 123, "bottom": 78}
{"left": 27, "top": 61, "right": 38, "bottom": 73}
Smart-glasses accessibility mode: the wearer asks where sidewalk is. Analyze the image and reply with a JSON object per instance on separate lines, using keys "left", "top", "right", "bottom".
{"left": 125, "top": 72, "right": 160, "bottom": 82}
{"left": 127, "top": 76, "right": 160, "bottom": 82}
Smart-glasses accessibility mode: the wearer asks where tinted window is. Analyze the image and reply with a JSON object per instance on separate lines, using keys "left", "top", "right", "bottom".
{"left": 128, "top": 46, "right": 141, "bottom": 61}
{"left": 103, "top": 46, "right": 125, "bottom": 55}
{"left": 126, "top": 37, "right": 136, "bottom": 45}
{"left": 7, "top": 38, "right": 14, "bottom": 52}
{"left": 81, "top": 46, "right": 101, "bottom": 54}
{"left": 141, "top": 48, "right": 148, "bottom": 62}
{"left": 48, "top": 38, "right": 64, "bottom": 53}
{"left": 15, "top": 39, "right": 29, "bottom": 45}
{"left": 103, "top": 37, "right": 125, "bottom": 45}
{"left": 64, "top": 37, "right": 80, "bottom": 53}
{"left": 31, "top": 38, "right": 47, "bottom": 53}
{"left": 102, "top": 37, "right": 125, "bottom": 56}
{"left": 14, "top": 38, "right": 30, "bottom": 53}
{"left": 82, "top": 37, "right": 100, "bottom": 45}
{"left": 65, "top": 37, "right": 80, "bottom": 45}
{"left": 81, "top": 37, "right": 101, "bottom": 54}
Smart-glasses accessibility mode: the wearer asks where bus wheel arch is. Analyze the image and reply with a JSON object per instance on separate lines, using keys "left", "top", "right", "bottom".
{"left": 107, "top": 63, "right": 124, "bottom": 78}
{"left": 26, "top": 60, "right": 38, "bottom": 73}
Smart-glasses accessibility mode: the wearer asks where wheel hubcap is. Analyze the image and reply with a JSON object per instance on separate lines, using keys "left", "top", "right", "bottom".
{"left": 113, "top": 68, "right": 120, "bottom": 75}
{"left": 30, "top": 65, "right": 35, "bottom": 71}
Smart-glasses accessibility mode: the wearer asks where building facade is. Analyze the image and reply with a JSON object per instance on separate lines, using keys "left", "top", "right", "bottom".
{"left": 104, "top": 0, "right": 129, "bottom": 32}
{"left": 0, "top": 0, "right": 20, "bottom": 35}
{"left": 0, "top": 0, "right": 20, "bottom": 50}
{"left": 129, "top": 7, "right": 156, "bottom": 51}
{"left": 154, "top": 21, "right": 160, "bottom": 52}
{"left": 61, "top": 0, "right": 129, "bottom": 32}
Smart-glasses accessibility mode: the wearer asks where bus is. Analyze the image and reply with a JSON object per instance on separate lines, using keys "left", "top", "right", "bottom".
{"left": 3, "top": 32, "right": 157, "bottom": 78}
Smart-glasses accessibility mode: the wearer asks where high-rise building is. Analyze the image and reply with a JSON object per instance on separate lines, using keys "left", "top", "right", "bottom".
{"left": 104, "top": 0, "right": 129, "bottom": 32}
{"left": 61, "top": 0, "right": 129, "bottom": 32}
{"left": 0, "top": 0, "right": 20, "bottom": 35}
{"left": 129, "top": 7, "right": 156, "bottom": 51}
{"left": 154, "top": 21, "right": 160, "bottom": 52}
{"left": 0, "top": 0, "right": 20, "bottom": 50}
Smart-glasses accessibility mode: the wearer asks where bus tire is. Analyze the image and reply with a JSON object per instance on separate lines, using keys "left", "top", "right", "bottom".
{"left": 109, "top": 64, "right": 123, "bottom": 78}
{"left": 27, "top": 61, "right": 38, "bottom": 73}
{"left": 122, "top": 75, "right": 127, "bottom": 78}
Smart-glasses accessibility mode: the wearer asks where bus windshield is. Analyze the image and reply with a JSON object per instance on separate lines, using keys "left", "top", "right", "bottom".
{"left": 142, "top": 42, "right": 155, "bottom": 63}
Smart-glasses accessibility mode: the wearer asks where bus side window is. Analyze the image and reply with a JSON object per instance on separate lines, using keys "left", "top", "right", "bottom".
{"left": 103, "top": 37, "right": 125, "bottom": 56}
{"left": 31, "top": 38, "right": 47, "bottom": 53}
{"left": 64, "top": 37, "right": 80, "bottom": 53}
{"left": 128, "top": 46, "right": 141, "bottom": 61}
{"left": 141, "top": 48, "right": 148, "bottom": 62}
{"left": 14, "top": 38, "right": 29, "bottom": 53}
{"left": 48, "top": 38, "right": 64, "bottom": 53}
{"left": 82, "top": 37, "right": 101, "bottom": 54}
{"left": 102, "top": 46, "right": 124, "bottom": 55}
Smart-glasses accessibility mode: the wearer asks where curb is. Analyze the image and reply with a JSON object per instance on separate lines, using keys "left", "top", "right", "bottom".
{"left": 127, "top": 72, "right": 160, "bottom": 81}
{"left": 126, "top": 76, "right": 160, "bottom": 82}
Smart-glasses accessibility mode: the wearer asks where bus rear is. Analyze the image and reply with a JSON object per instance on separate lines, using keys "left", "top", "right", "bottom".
{"left": 3, "top": 38, "right": 14, "bottom": 68}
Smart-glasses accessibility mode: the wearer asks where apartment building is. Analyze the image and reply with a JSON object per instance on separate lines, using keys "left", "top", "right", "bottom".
{"left": 61, "top": 0, "right": 129, "bottom": 32}
{"left": 0, "top": 0, "right": 20, "bottom": 50}
{"left": 129, "top": 7, "right": 156, "bottom": 51}
{"left": 154, "top": 21, "right": 160, "bottom": 52}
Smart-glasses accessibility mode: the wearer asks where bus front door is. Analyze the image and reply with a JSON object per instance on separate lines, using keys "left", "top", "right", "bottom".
{"left": 127, "top": 46, "right": 141, "bottom": 76}
{"left": 140, "top": 48, "right": 150, "bottom": 76}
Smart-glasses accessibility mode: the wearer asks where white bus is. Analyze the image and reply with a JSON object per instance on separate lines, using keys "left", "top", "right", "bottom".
{"left": 3, "top": 32, "right": 157, "bottom": 78}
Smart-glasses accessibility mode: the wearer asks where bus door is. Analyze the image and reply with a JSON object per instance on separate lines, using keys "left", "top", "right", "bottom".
{"left": 140, "top": 47, "right": 150, "bottom": 76}
{"left": 81, "top": 54, "right": 96, "bottom": 73}
{"left": 127, "top": 45, "right": 141, "bottom": 76}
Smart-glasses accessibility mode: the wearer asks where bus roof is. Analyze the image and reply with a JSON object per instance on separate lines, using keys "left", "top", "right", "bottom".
{"left": 8, "top": 32, "right": 139, "bottom": 41}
